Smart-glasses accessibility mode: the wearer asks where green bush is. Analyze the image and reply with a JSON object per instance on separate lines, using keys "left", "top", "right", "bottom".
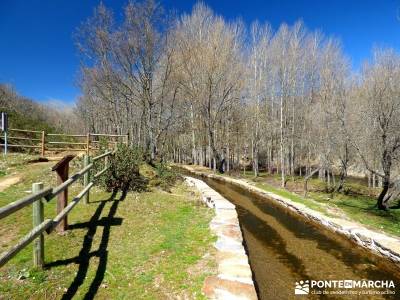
{"left": 96, "top": 144, "right": 147, "bottom": 193}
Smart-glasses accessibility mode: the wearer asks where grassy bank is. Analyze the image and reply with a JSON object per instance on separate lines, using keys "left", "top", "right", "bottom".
{"left": 233, "top": 170, "right": 400, "bottom": 236}
{"left": 0, "top": 159, "right": 216, "bottom": 299}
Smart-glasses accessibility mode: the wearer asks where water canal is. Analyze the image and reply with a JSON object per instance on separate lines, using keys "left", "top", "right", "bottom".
{"left": 183, "top": 171, "right": 400, "bottom": 299}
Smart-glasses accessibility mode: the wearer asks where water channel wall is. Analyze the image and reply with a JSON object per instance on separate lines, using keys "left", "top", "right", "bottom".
{"left": 182, "top": 165, "right": 400, "bottom": 268}
{"left": 185, "top": 176, "right": 258, "bottom": 300}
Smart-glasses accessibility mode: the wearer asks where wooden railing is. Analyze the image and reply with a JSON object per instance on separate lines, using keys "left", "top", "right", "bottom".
{"left": 0, "top": 129, "right": 128, "bottom": 156}
{"left": 0, "top": 150, "right": 114, "bottom": 268}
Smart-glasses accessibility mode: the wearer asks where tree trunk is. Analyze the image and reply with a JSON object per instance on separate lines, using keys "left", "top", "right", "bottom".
{"left": 280, "top": 98, "right": 285, "bottom": 187}
{"left": 372, "top": 173, "right": 376, "bottom": 188}
{"left": 304, "top": 168, "right": 320, "bottom": 197}
{"left": 336, "top": 170, "right": 346, "bottom": 192}
{"left": 190, "top": 104, "right": 196, "bottom": 164}
{"left": 227, "top": 147, "right": 230, "bottom": 172}
{"left": 377, "top": 176, "right": 390, "bottom": 210}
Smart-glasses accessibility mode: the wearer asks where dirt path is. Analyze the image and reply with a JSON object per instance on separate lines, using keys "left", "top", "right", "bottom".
{"left": 0, "top": 175, "right": 21, "bottom": 192}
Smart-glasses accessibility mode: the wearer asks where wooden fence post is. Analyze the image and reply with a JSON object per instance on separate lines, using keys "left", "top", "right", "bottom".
{"left": 104, "top": 154, "right": 109, "bottom": 169}
{"left": 52, "top": 155, "right": 75, "bottom": 232}
{"left": 83, "top": 154, "right": 90, "bottom": 204}
{"left": 41, "top": 131, "right": 45, "bottom": 157}
{"left": 32, "top": 182, "right": 44, "bottom": 268}
{"left": 86, "top": 133, "right": 90, "bottom": 155}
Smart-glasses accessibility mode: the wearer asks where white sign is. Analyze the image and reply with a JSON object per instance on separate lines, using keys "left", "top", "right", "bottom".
{"left": 1, "top": 112, "right": 8, "bottom": 132}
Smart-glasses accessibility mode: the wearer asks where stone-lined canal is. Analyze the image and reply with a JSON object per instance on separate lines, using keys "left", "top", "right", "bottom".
{"left": 185, "top": 172, "right": 400, "bottom": 299}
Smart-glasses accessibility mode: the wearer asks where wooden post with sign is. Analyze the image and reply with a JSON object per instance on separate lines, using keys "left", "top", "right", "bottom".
{"left": 51, "top": 155, "right": 75, "bottom": 232}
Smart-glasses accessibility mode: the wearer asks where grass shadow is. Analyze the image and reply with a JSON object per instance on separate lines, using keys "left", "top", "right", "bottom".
{"left": 333, "top": 201, "right": 376, "bottom": 211}
{"left": 45, "top": 189, "right": 126, "bottom": 300}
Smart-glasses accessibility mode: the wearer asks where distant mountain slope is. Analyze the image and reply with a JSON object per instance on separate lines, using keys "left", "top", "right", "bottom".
{"left": 0, "top": 84, "right": 82, "bottom": 133}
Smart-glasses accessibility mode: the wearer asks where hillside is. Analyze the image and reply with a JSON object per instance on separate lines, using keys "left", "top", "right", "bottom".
{"left": 0, "top": 84, "right": 81, "bottom": 133}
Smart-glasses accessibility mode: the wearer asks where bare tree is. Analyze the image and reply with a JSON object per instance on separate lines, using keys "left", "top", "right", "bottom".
{"left": 172, "top": 3, "right": 244, "bottom": 172}
{"left": 76, "top": 0, "right": 179, "bottom": 161}
{"left": 350, "top": 49, "right": 400, "bottom": 209}
{"left": 72, "top": 1, "right": 400, "bottom": 212}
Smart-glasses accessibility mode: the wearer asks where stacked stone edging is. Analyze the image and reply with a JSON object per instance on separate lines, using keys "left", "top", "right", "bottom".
{"left": 183, "top": 166, "right": 400, "bottom": 267}
{"left": 185, "top": 176, "right": 258, "bottom": 300}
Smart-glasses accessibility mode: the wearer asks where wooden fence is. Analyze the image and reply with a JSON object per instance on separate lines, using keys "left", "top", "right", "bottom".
{"left": 0, "top": 150, "right": 114, "bottom": 268}
{"left": 0, "top": 128, "right": 128, "bottom": 156}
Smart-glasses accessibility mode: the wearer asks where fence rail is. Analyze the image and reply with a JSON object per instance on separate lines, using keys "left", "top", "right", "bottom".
{"left": 0, "top": 150, "right": 114, "bottom": 268}
{"left": 0, "top": 187, "right": 53, "bottom": 219}
{"left": 10, "top": 128, "right": 42, "bottom": 133}
{"left": 0, "top": 128, "right": 128, "bottom": 156}
{"left": 0, "top": 144, "right": 41, "bottom": 148}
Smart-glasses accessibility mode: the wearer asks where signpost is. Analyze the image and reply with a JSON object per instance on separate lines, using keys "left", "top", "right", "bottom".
{"left": 51, "top": 155, "right": 75, "bottom": 232}
{"left": 1, "top": 112, "right": 8, "bottom": 155}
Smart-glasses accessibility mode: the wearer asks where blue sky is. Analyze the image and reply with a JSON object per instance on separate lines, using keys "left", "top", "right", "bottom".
{"left": 0, "top": 0, "right": 399, "bottom": 104}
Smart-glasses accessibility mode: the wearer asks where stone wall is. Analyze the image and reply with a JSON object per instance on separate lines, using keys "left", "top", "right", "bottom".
{"left": 185, "top": 176, "right": 258, "bottom": 300}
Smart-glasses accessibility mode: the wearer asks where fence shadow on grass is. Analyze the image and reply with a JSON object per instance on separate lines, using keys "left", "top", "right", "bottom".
{"left": 46, "top": 189, "right": 126, "bottom": 300}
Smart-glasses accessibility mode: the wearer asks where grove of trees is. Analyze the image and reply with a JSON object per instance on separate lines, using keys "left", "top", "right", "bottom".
{"left": 69, "top": 1, "right": 400, "bottom": 210}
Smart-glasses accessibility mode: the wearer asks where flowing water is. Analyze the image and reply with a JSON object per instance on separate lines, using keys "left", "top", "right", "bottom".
{"left": 183, "top": 172, "right": 400, "bottom": 299}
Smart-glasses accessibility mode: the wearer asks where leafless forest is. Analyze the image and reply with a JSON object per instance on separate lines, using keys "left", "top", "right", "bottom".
{"left": 4, "top": 1, "right": 400, "bottom": 210}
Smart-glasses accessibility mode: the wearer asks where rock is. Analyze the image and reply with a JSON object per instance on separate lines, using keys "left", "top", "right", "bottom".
{"left": 203, "top": 276, "right": 257, "bottom": 300}
{"left": 218, "top": 263, "right": 253, "bottom": 284}
{"left": 214, "top": 238, "right": 245, "bottom": 254}
{"left": 214, "top": 224, "right": 243, "bottom": 241}
{"left": 17, "top": 274, "right": 26, "bottom": 280}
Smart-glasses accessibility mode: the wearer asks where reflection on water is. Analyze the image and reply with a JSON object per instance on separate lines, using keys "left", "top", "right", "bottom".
{"left": 199, "top": 176, "right": 400, "bottom": 300}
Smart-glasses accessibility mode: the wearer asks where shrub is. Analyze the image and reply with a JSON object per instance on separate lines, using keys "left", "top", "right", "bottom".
{"left": 95, "top": 144, "right": 147, "bottom": 193}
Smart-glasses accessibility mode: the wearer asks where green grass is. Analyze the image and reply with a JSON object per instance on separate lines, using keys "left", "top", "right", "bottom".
{"left": 222, "top": 170, "right": 329, "bottom": 214}
{"left": 0, "top": 160, "right": 216, "bottom": 299}
{"left": 309, "top": 191, "right": 400, "bottom": 236}
{"left": 0, "top": 153, "right": 42, "bottom": 177}
{"left": 0, "top": 160, "right": 58, "bottom": 257}
{"left": 253, "top": 182, "right": 329, "bottom": 214}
